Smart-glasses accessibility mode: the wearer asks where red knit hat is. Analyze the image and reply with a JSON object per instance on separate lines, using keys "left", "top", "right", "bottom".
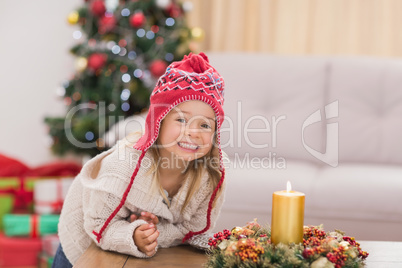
{"left": 93, "top": 52, "right": 226, "bottom": 243}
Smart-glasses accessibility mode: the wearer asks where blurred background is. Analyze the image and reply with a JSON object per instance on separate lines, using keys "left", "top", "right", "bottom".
{"left": 1, "top": 0, "right": 402, "bottom": 166}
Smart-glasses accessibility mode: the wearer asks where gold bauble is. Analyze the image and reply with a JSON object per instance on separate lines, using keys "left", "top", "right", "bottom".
{"left": 67, "top": 11, "right": 79, "bottom": 25}
{"left": 75, "top": 57, "right": 88, "bottom": 72}
{"left": 231, "top": 227, "right": 243, "bottom": 236}
{"left": 191, "top": 27, "right": 205, "bottom": 42}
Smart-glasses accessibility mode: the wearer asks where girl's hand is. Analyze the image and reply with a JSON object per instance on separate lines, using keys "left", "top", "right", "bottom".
{"left": 133, "top": 223, "right": 159, "bottom": 256}
{"left": 130, "top": 211, "right": 159, "bottom": 225}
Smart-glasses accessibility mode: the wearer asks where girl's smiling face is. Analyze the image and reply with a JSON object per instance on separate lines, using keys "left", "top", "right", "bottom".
{"left": 157, "top": 100, "right": 216, "bottom": 162}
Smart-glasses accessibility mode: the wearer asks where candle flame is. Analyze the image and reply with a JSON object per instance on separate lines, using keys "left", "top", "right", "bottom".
{"left": 287, "top": 181, "right": 292, "bottom": 192}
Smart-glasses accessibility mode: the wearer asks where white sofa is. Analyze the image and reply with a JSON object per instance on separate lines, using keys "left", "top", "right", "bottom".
{"left": 208, "top": 53, "right": 402, "bottom": 241}
{"left": 106, "top": 53, "right": 402, "bottom": 241}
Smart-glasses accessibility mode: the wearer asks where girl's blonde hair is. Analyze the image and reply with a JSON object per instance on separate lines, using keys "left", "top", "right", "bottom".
{"left": 148, "top": 135, "right": 223, "bottom": 213}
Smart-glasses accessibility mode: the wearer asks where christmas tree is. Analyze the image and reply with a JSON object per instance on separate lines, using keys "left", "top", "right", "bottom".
{"left": 45, "top": 0, "right": 203, "bottom": 157}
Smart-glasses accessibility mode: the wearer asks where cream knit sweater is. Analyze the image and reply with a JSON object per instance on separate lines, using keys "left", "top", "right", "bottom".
{"left": 58, "top": 135, "right": 227, "bottom": 265}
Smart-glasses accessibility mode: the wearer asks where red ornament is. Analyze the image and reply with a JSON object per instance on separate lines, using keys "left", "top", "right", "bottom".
{"left": 149, "top": 59, "right": 168, "bottom": 77}
{"left": 151, "top": 25, "right": 159, "bottom": 33}
{"left": 98, "top": 15, "right": 116, "bottom": 34}
{"left": 88, "top": 53, "right": 107, "bottom": 71}
{"left": 118, "top": 39, "right": 127, "bottom": 47}
{"left": 120, "top": 65, "right": 128, "bottom": 73}
{"left": 166, "top": 3, "right": 182, "bottom": 18}
{"left": 129, "top": 12, "right": 146, "bottom": 28}
{"left": 90, "top": 0, "right": 106, "bottom": 17}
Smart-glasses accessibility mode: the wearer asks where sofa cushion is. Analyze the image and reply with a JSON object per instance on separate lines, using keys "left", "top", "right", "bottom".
{"left": 209, "top": 53, "right": 328, "bottom": 164}
{"left": 328, "top": 58, "right": 402, "bottom": 165}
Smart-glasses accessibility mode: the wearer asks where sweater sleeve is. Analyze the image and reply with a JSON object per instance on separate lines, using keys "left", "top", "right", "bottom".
{"left": 156, "top": 181, "right": 226, "bottom": 248}
{"left": 81, "top": 183, "right": 154, "bottom": 258}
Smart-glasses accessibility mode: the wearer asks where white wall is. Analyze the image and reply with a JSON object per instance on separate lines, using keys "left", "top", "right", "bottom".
{"left": 0, "top": 0, "right": 82, "bottom": 166}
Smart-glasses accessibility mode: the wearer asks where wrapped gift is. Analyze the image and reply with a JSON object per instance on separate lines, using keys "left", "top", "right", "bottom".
{"left": 3, "top": 214, "right": 59, "bottom": 237}
{"left": 0, "top": 153, "right": 81, "bottom": 228}
{"left": 42, "top": 234, "right": 60, "bottom": 257}
{"left": 0, "top": 232, "right": 42, "bottom": 267}
{"left": 0, "top": 153, "right": 36, "bottom": 222}
{"left": 0, "top": 177, "right": 36, "bottom": 230}
{"left": 38, "top": 253, "right": 54, "bottom": 268}
{"left": 34, "top": 178, "right": 73, "bottom": 214}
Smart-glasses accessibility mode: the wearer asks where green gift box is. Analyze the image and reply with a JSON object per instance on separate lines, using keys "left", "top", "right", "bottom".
{"left": 0, "top": 177, "right": 36, "bottom": 230}
{"left": 3, "top": 214, "right": 59, "bottom": 237}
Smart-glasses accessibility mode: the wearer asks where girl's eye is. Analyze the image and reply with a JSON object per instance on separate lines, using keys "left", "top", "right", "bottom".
{"left": 201, "top": 123, "right": 212, "bottom": 129}
{"left": 177, "top": 118, "right": 186, "bottom": 123}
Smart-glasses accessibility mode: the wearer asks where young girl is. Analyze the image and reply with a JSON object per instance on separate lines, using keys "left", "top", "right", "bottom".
{"left": 52, "top": 52, "right": 228, "bottom": 267}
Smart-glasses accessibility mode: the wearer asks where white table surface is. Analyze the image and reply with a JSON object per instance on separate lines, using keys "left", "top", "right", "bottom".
{"left": 359, "top": 241, "right": 402, "bottom": 268}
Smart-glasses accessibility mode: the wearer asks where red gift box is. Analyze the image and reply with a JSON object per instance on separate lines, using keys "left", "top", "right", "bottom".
{"left": 0, "top": 232, "right": 42, "bottom": 267}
